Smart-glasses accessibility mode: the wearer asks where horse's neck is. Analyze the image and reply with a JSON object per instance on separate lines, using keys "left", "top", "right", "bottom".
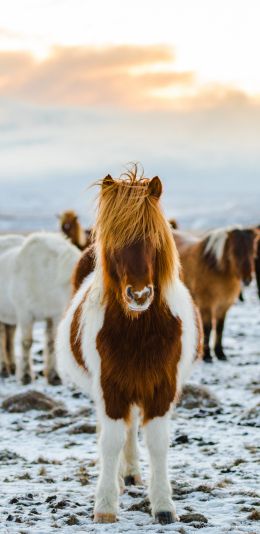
{"left": 102, "top": 290, "right": 175, "bottom": 338}
{"left": 201, "top": 240, "right": 237, "bottom": 280}
{"left": 76, "top": 223, "right": 87, "bottom": 248}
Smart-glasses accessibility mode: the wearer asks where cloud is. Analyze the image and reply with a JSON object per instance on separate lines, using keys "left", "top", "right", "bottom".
{"left": 0, "top": 44, "right": 194, "bottom": 107}
{"left": 1, "top": 43, "right": 259, "bottom": 113}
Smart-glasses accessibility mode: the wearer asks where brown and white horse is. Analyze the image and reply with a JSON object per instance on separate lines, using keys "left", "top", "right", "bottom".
{"left": 173, "top": 227, "right": 260, "bottom": 363}
{"left": 58, "top": 210, "right": 92, "bottom": 250}
{"left": 56, "top": 169, "right": 201, "bottom": 524}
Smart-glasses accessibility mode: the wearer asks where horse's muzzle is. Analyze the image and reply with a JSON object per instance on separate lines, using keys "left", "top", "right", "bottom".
{"left": 125, "top": 285, "right": 154, "bottom": 312}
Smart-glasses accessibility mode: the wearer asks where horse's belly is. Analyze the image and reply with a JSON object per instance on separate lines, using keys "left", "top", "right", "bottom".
{"left": 0, "top": 290, "right": 16, "bottom": 325}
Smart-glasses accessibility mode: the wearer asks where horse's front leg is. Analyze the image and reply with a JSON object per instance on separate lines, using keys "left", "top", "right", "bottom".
{"left": 19, "top": 321, "right": 33, "bottom": 384}
{"left": 45, "top": 317, "right": 61, "bottom": 385}
{"left": 0, "top": 323, "right": 9, "bottom": 377}
{"left": 94, "top": 415, "right": 126, "bottom": 523}
{"left": 121, "top": 407, "right": 142, "bottom": 487}
{"left": 144, "top": 414, "right": 178, "bottom": 524}
{"left": 200, "top": 309, "right": 213, "bottom": 363}
{"left": 6, "top": 325, "right": 16, "bottom": 374}
{"left": 215, "top": 313, "right": 227, "bottom": 360}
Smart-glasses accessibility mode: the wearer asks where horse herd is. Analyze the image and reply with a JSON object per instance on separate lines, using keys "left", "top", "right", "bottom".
{"left": 0, "top": 168, "right": 259, "bottom": 525}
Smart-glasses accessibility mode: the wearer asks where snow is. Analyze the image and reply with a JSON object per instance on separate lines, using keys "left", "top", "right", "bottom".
{"left": 0, "top": 284, "right": 259, "bottom": 533}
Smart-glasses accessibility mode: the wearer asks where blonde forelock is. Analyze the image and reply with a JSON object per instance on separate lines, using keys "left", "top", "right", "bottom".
{"left": 94, "top": 169, "right": 179, "bottom": 290}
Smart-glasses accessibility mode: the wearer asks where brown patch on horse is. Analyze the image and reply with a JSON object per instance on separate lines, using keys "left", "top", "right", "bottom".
{"left": 96, "top": 293, "right": 182, "bottom": 423}
{"left": 70, "top": 296, "right": 88, "bottom": 371}
{"left": 72, "top": 244, "right": 96, "bottom": 293}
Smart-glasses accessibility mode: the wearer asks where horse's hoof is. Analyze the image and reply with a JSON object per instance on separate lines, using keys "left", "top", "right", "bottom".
{"left": 21, "top": 373, "right": 32, "bottom": 385}
{"left": 47, "top": 372, "right": 61, "bottom": 386}
{"left": 203, "top": 354, "right": 213, "bottom": 363}
{"left": 124, "top": 474, "right": 142, "bottom": 486}
{"left": 0, "top": 366, "right": 10, "bottom": 378}
{"left": 10, "top": 364, "right": 16, "bottom": 375}
{"left": 155, "top": 511, "right": 176, "bottom": 524}
{"left": 215, "top": 352, "right": 227, "bottom": 361}
{"left": 94, "top": 513, "right": 117, "bottom": 523}
{"left": 124, "top": 475, "right": 135, "bottom": 486}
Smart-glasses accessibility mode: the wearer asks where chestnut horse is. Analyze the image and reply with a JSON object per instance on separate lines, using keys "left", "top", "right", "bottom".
{"left": 56, "top": 169, "right": 201, "bottom": 524}
{"left": 58, "top": 210, "right": 92, "bottom": 250}
{"left": 173, "top": 227, "right": 259, "bottom": 363}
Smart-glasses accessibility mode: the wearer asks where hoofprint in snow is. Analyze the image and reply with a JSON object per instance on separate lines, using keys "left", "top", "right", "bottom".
{"left": 0, "top": 284, "right": 259, "bottom": 534}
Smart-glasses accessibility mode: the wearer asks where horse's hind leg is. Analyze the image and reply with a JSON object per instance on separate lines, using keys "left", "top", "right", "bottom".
{"left": 94, "top": 415, "right": 126, "bottom": 523}
{"left": 19, "top": 322, "right": 33, "bottom": 385}
{"left": 45, "top": 318, "right": 61, "bottom": 385}
{"left": 214, "top": 313, "right": 227, "bottom": 361}
{"left": 6, "top": 325, "right": 16, "bottom": 374}
{"left": 0, "top": 323, "right": 10, "bottom": 377}
{"left": 255, "top": 250, "right": 260, "bottom": 299}
{"left": 144, "top": 414, "right": 177, "bottom": 524}
{"left": 120, "top": 407, "right": 142, "bottom": 487}
{"left": 201, "top": 309, "right": 213, "bottom": 363}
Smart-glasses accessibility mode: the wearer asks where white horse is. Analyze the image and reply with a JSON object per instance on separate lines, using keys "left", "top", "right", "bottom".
{"left": 0, "top": 235, "right": 26, "bottom": 377}
{"left": 0, "top": 232, "right": 80, "bottom": 384}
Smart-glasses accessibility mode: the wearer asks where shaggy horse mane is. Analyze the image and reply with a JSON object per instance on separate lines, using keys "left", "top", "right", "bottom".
{"left": 201, "top": 225, "right": 246, "bottom": 271}
{"left": 95, "top": 166, "right": 179, "bottom": 288}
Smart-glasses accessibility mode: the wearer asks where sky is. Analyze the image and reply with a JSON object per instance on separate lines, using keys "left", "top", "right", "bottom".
{"left": 0, "top": 0, "right": 260, "bottom": 226}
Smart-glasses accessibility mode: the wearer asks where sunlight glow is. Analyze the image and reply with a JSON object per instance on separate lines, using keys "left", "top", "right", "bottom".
{"left": 0, "top": 0, "right": 260, "bottom": 97}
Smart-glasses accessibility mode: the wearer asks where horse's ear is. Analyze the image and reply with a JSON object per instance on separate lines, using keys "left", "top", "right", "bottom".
{"left": 56, "top": 213, "right": 61, "bottom": 220}
{"left": 102, "top": 174, "right": 114, "bottom": 189}
{"left": 148, "top": 176, "right": 162, "bottom": 199}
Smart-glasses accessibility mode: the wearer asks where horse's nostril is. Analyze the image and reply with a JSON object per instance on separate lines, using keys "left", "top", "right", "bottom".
{"left": 244, "top": 277, "right": 252, "bottom": 286}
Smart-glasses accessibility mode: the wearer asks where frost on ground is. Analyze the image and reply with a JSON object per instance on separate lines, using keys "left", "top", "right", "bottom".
{"left": 0, "top": 285, "right": 259, "bottom": 534}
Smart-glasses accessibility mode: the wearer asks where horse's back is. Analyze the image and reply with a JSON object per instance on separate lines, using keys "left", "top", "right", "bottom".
{"left": 0, "top": 234, "right": 25, "bottom": 255}
{"left": 172, "top": 230, "right": 199, "bottom": 251}
{"left": 12, "top": 232, "right": 80, "bottom": 320}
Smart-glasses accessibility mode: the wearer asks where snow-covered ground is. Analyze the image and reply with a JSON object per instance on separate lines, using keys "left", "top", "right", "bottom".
{"left": 0, "top": 284, "right": 259, "bottom": 534}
